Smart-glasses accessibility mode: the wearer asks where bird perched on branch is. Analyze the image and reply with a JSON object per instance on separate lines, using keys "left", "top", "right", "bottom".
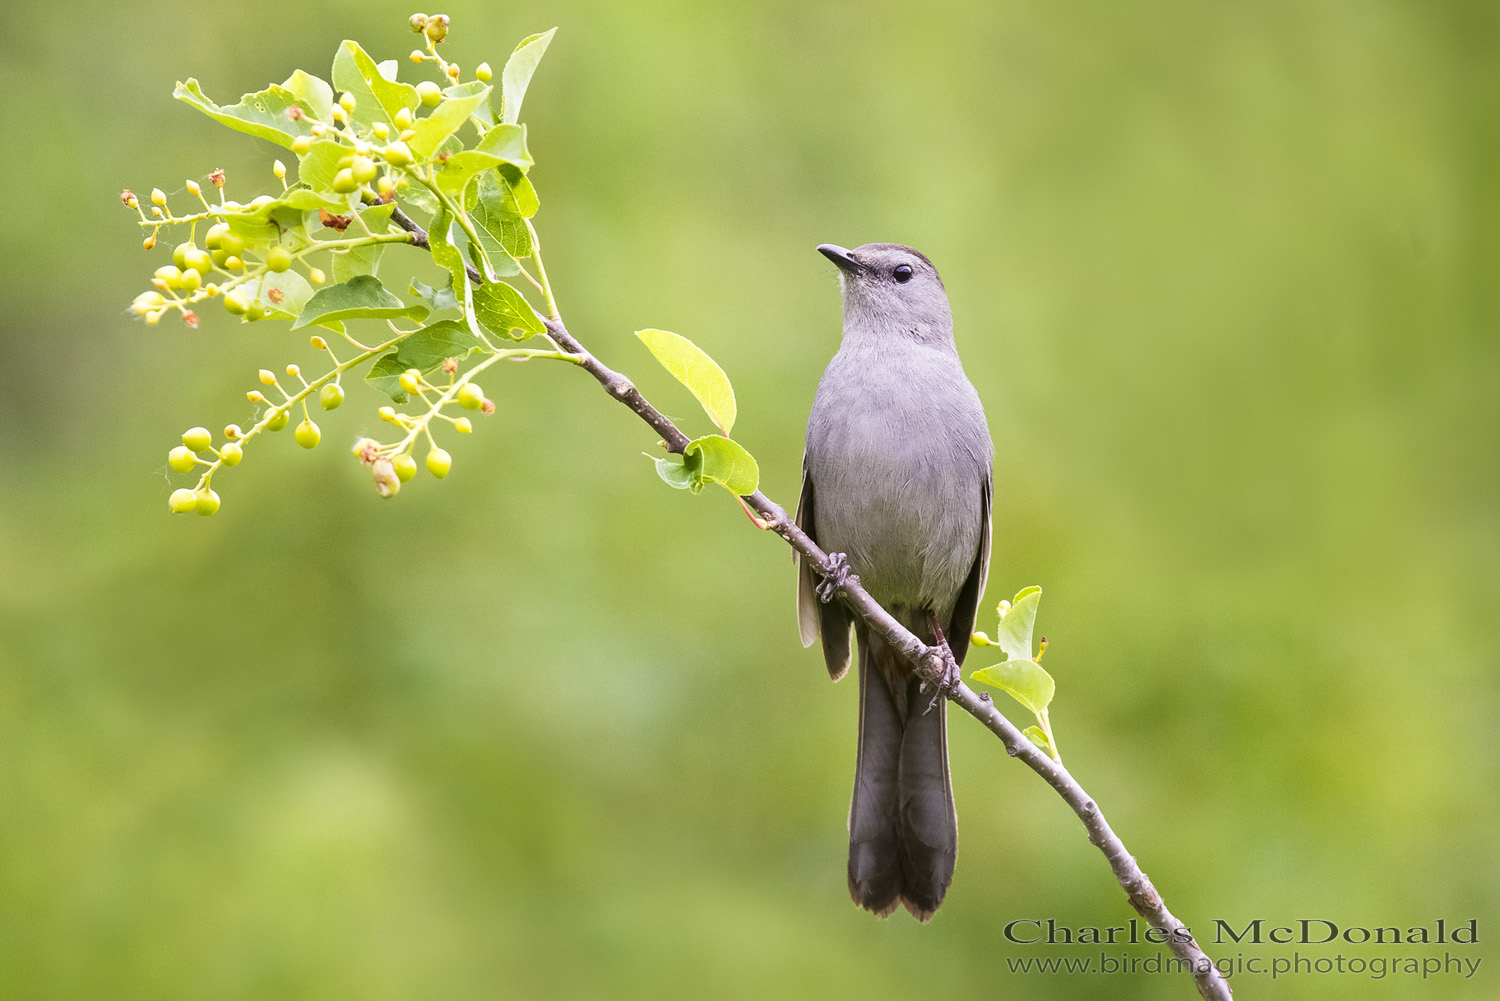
{"left": 798, "top": 242, "right": 992, "bottom": 920}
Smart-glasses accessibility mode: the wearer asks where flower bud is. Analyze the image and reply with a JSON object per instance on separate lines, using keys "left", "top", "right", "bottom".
{"left": 291, "top": 135, "right": 313, "bottom": 154}
{"left": 453, "top": 417, "right": 473, "bottom": 434}
{"left": 259, "top": 369, "right": 277, "bottom": 385}
{"left": 309, "top": 268, "right": 326, "bottom": 285}
{"left": 475, "top": 61, "right": 492, "bottom": 82}
{"left": 186, "top": 179, "right": 201, "bottom": 195}
{"left": 151, "top": 188, "right": 167, "bottom": 206}
{"left": 224, "top": 424, "right": 244, "bottom": 439}
{"left": 273, "top": 159, "right": 287, "bottom": 179}
{"left": 409, "top": 12, "right": 429, "bottom": 32}
{"left": 398, "top": 368, "right": 422, "bottom": 394}
{"left": 339, "top": 92, "right": 357, "bottom": 112}
{"left": 394, "top": 107, "right": 413, "bottom": 130}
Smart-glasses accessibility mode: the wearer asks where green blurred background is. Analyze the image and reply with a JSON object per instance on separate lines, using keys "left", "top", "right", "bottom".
{"left": 2, "top": 0, "right": 1496, "bottom": 997}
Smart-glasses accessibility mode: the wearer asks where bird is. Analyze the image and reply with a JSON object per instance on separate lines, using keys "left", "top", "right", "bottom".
{"left": 797, "top": 242, "right": 993, "bottom": 920}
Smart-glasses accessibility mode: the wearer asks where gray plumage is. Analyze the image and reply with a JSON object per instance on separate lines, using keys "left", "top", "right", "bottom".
{"left": 797, "top": 242, "right": 993, "bottom": 920}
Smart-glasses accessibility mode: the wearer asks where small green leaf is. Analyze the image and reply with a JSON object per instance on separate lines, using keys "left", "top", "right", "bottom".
{"left": 474, "top": 174, "right": 534, "bottom": 258}
{"left": 331, "top": 205, "right": 394, "bottom": 283}
{"left": 295, "top": 140, "right": 350, "bottom": 191}
{"left": 332, "top": 40, "right": 417, "bottom": 130}
{"left": 684, "top": 435, "right": 759, "bottom": 495}
{"left": 281, "top": 69, "right": 334, "bottom": 123}
{"left": 1021, "top": 725, "right": 1053, "bottom": 756}
{"left": 473, "top": 281, "right": 544, "bottom": 338}
{"left": 252, "top": 269, "right": 314, "bottom": 321}
{"left": 408, "top": 82, "right": 491, "bottom": 159}
{"left": 501, "top": 28, "right": 557, "bottom": 125}
{"left": 365, "top": 353, "right": 409, "bottom": 402}
{"left": 651, "top": 453, "right": 703, "bottom": 493}
{"left": 476, "top": 123, "right": 533, "bottom": 171}
{"left": 280, "top": 186, "right": 357, "bottom": 213}
{"left": 494, "top": 165, "right": 540, "bottom": 218}
{"left": 434, "top": 150, "right": 505, "bottom": 195}
{"left": 292, "top": 275, "right": 428, "bottom": 329}
{"left": 426, "top": 207, "right": 470, "bottom": 298}
{"left": 636, "top": 329, "right": 737, "bottom": 434}
{"left": 394, "top": 319, "right": 480, "bottom": 371}
{"left": 995, "top": 586, "right": 1043, "bottom": 663}
{"left": 410, "top": 279, "right": 458, "bottom": 313}
{"left": 174, "top": 79, "right": 317, "bottom": 149}
{"left": 970, "top": 657, "right": 1055, "bottom": 715}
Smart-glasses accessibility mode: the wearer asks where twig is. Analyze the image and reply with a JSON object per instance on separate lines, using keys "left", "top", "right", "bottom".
{"left": 539, "top": 312, "right": 1234, "bottom": 1001}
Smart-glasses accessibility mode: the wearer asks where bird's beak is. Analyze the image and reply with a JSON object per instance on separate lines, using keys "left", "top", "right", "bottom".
{"left": 817, "top": 244, "right": 864, "bottom": 273}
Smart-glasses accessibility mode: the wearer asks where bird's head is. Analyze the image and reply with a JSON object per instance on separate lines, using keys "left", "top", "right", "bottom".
{"left": 817, "top": 242, "right": 952, "bottom": 343}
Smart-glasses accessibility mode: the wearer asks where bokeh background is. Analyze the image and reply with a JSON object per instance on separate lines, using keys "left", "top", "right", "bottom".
{"left": 2, "top": 1, "right": 1496, "bottom": 997}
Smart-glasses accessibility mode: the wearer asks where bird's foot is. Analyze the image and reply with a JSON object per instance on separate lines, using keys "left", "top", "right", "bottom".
{"left": 815, "top": 552, "right": 857, "bottom": 604}
{"left": 922, "top": 620, "right": 962, "bottom": 715}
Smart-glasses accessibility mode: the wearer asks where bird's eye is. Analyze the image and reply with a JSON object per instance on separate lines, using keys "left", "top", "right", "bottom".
{"left": 893, "top": 264, "right": 914, "bottom": 283}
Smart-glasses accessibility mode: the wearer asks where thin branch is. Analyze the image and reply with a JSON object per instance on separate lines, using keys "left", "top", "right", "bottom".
{"left": 539, "top": 313, "right": 1234, "bottom": 1001}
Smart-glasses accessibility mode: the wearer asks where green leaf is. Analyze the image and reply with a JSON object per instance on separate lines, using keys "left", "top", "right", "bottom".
{"left": 332, "top": 40, "right": 417, "bottom": 130}
{"left": 281, "top": 69, "right": 333, "bottom": 123}
{"left": 365, "top": 353, "right": 410, "bottom": 403}
{"left": 408, "top": 82, "right": 491, "bottom": 159}
{"left": 292, "top": 275, "right": 428, "bottom": 329}
{"left": 434, "top": 150, "right": 505, "bottom": 196}
{"left": 684, "top": 435, "right": 759, "bottom": 495}
{"left": 1021, "top": 725, "right": 1053, "bottom": 757}
{"left": 395, "top": 319, "right": 480, "bottom": 371}
{"left": 476, "top": 123, "right": 533, "bottom": 171}
{"left": 495, "top": 165, "right": 540, "bottom": 218}
{"left": 410, "top": 278, "right": 458, "bottom": 313}
{"left": 281, "top": 186, "right": 357, "bottom": 213}
{"left": 473, "top": 281, "right": 544, "bottom": 338}
{"left": 174, "top": 79, "right": 317, "bottom": 149}
{"left": 426, "top": 207, "right": 470, "bottom": 297}
{"left": 252, "top": 269, "right": 315, "bottom": 321}
{"left": 501, "top": 28, "right": 556, "bottom": 125}
{"left": 651, "top": 452, "right": 704, "bottom": 494}
{"left": 331, "top": 205, "right": 394, "bottom": 283}
{"left": 295, "top": 139, "right": 349, "bottom": 191}
{"left": 635, "top": 328, "right": 737, "bottom": 434}
{"left": 995, "top": 586, "right": 1042, "bottom": 662}
{"left": 970, "top": 657, "right": 1055, "bottom": 715}
{"left": 474, "top": 174, "right": 533, "bottom": 259}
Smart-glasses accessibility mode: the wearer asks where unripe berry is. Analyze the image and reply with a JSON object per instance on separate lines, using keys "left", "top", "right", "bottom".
{"left": 224, "top": 291, "right": 250, "bottom": 315}
{"left": 426, "top": 446, "right": 452, "bottom": 478}
{"left": 319, "top": 383, "right": 345, "bottom": 410}
{"left": 417, "top": 81, "right": 442, "bottom": 107}
{"left": 182, "top": 426, "right": 212, "bottom": 451}
{"left": 475, "top": 61, "right": 492, "bottom": 82}
{"left": 373, "top": 122, "right": 390, "bottom": 140}
{"left": 424, "top": 14, "right": 449, "bottom": 42}
{"left": 266, "top": 246, "right": 293, "bottom": 272}
{"left": 331, "top": 105, "right": 348, "bottom": 126}
{"left": 224, "top": 424, "right": 244, "bottom": 439}
{"left": 409, "top": 12, "right": 429, "bottom": 32}
{"left": 339, "top": 91, "right": 357, "bottom": 112}
{"left": 142, "top": 236, "right": 156, "bottom": 250}
{"left": 151, "top": 188, "right": 167, "bottom": 206}
{"left": 350, "top": 156, "right": 377, "bottom": 184}
{"left": 222, "top": 255, "right": 244, "bottom": 272}
{"left": 168, "top": 488, "right": 197, "bottom": 514}
{"left": 332, "top": 168, "right": 357, "bottom": 193}
{"left": 399, "top": 129, "right": 417, "bottom": 142}
{"left": 453, "top": 417, "right": 473, "bottom": 434}
{"left": 391, "top": 453, "right": 417, "bottom": 482}
{"left": 155, "top": 264, "right": 182, "bottom": 285}
{"left": 251, "top": 195, "right": 275, "bottom": 209}
{"left": 291, "top": 135, "right": 313, "bottom": 154}
{"left": 204, "top": 223, "right": 231, "bottom": 249}
{"left": 273, "top": 159, "right": 287, "bottom": 180}
{"left": 195, "top": 488, "right": 221, "bottom": 516}
{"left": 169, "top": 445, "right": 198, "bottom": 473}
{"left": 184, "top": 248, "right": 213, "bottom": 273}
{"left": 295, "top": 418, "right": 321, "bottom": 449}
{"left": 446, "top": 63, "right": 460, "bottom": 81}
{"left": 398, "top": 368, "right": 422, "bottom": 394}
{"left": 246, "top": 300, "right": 266, "bottom": 321}
{"left": 178, "top": 268, "right": 202, "bottom": 291}
{"left": 456, "top": 382, "right": 485, "bottom": 410}
{"left": 378, "top": 175, "right": 397, "bottom": 199}
{"left": 309, "top": 268, "right": 326, "bottom": 285}
{"left": 394, "top": 107, "right": 413, "bottom": 130}
{"left": 265, "top": 408, "right": 289, "bottom": 431}
{"left": 373, "top": 458, "right": 401, "bottom": 497}
{"left": 220, "top": 442, "right": 244, "bottom": 466}
{"left": 410, "top": 49, "right": 425, "bottom": 63}
{"left": 381, "top": 141, "right": 413, "bottom": 166}
{"left": 378, "top": 406, "right": 396, "bottom": 422}
{"left": 173, "top": 242, "right": 194, "bottom": 269}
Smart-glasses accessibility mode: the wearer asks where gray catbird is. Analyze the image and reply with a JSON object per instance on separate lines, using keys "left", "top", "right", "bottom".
{"left": 797, "top": 242, "right": 993, "bottom": 920}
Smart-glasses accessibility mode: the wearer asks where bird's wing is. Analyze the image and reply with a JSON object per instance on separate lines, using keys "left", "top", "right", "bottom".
{"left": 945, "top": 472, "right": 992, "bottom": 668}
{"left": 796, "top": 465, "right": 853, "bottom": 679}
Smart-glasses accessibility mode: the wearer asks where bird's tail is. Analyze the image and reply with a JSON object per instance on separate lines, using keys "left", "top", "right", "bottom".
{"left": 847, "top": 624, "right": 957, "bottom": 920}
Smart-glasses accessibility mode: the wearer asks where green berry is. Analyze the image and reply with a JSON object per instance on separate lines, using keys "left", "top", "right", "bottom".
{"left": 221, "top": 255, "right": 244, "bottom": 271}
{"left": 475, "top": 61, "right": 493, "bottom": 82}
{"left": 398, "top": 368, "right": 422, "bottom": 394}
{"left": 182, "top": 426, "right": 212, "bottom": 451}
{"left": 172, "top": 242, "right": 195, "bottom": 269}
{"left": 319, "top": 383, "right": 345, "bottom": 410}
{"left": 456, "top": 382, "right": 485, "bottom": 410}
{"left": 332, "top": 168, "right": 358, "bottom": 194}
{"left": 350, "top": 155, "right": 377, "bottom": 184}
{"left": 453, "top": 417, "right": 473, "bottom": 434}
{"left": 168, "top": 445, "right": 198, "bottom": 473}
{"left": 294, "top": 419, "right": 321, "bottom": 449}
{"left": 220, "top": 442, "right": 244, "bottom": 466}
{"left": 426, "top": 446, "right": 452, "bottom": 478}
{"left": 183, "top": 248, "right": 213, "bottom": 274}
{"left": 394, "top": 107, "right": 414, "bottom": 130}
{"left": 154, "top": 265, "right": 182, "bottom": 285}
{"left": 339, "top": 91, "right": 357, "bottom": 112}
{"left": 382, "top": 141, "right": 414, "bottom": 167}
{"left": 168, "top": 488, "right": 197, "bottom": 514}
{"left": 266, "top": 246, "right": 293, "bottom": 272}
{"left": 265, "top": 408, "right": 289, "bottom": 432}
{"left": 195, "top": 488, "right": 221, "bottom": 516}
{"left": 204, "top": 223, "right": 231, "bottom": 250}
{"left": 178, "top": 268, "right": 202, "bottom": 291}
{"left": 417, "top": 81, "right": 442, "bottom": 107}
{"left": 245, "top": 300, "right": 266, "bottom": 321}
{"left": 391, "top": 453, "right": 417, "bottom": 482}
{"left": 223, "top": 291, "right": 250, "bottom": 315}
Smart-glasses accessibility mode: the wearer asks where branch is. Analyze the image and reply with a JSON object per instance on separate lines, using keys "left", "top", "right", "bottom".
{"left": 539, "top": 311, "right": 1234, "bottom": 1001}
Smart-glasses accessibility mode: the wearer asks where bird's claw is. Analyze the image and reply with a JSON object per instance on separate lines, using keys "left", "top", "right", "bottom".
{"left": 815, "top": 552, "right": 857, "bottom": 604}
{"left": 922, "top": 623, "right": 962, "bottom": 715}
